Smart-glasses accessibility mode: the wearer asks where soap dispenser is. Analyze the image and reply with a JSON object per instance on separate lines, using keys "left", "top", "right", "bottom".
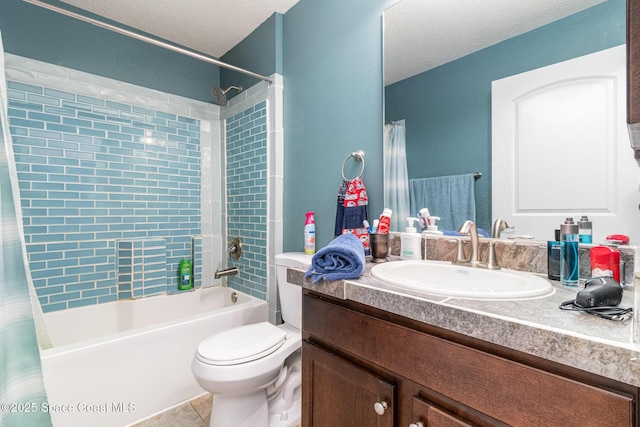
{"left": 400, "top": 217, "right": 422, "bottom": 260}
{"left": 422, "top": 216, "right": 443, "bottom": 235}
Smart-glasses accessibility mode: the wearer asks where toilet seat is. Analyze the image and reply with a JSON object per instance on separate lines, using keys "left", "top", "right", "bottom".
{"left": 196, "top": 322, "right": 287, "bottom": 366}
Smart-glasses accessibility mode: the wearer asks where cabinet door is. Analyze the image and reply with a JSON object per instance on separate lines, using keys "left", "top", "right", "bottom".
{"left": 302, "top": 341, "right": 395, "bottom": 427}
{"left": 411, "top": 396, "right": 475, "bottom": 427}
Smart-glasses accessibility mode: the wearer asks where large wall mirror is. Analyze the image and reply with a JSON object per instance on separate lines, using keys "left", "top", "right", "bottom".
{"left": 383, "top": 0, "right": 639, "bottom": 244}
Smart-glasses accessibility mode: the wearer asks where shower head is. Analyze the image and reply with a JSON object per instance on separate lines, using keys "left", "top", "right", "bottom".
{"left": 211, "top": 85, "right": 243, "bottom": 106}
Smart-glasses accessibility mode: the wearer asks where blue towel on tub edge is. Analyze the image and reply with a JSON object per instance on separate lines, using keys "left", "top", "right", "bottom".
{"left": 304, "top": 233, "right": 366, "bottom": 283}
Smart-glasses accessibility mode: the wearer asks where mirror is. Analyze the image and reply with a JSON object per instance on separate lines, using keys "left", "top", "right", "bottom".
{"left": 383, "top": 0, "right": 633, "bottom": 241}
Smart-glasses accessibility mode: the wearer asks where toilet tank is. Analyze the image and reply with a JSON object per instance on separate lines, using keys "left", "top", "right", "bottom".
{"left": 275, "top": 252, "right": 313, "bottom": 330}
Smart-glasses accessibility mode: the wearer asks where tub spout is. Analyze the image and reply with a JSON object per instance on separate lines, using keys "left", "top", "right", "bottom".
{"left": 215, "top": 266, "right": 239, "bottom": 279}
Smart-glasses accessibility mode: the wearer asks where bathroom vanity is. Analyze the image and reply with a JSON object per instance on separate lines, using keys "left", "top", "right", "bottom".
{"left": 293, "top": 256, "right": 640, "bottom": 427}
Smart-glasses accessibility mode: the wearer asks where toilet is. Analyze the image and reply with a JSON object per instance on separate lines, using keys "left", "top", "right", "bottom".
{"left": 191, "top": 252, "right": 312, "bottom": 427}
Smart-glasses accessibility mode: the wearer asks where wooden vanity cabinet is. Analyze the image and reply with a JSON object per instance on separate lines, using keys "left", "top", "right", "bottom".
{"left": 302, "top": 342, "right": 395, "bottom": 427}
{"left": 302, "top": 291, "right": 638, "bottom": 427}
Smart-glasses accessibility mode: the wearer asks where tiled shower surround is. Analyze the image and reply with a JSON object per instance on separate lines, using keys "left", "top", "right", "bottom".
{"left": 225, "top": 101, "right": 268, "bottom": 299}
{"left": 219, "top": 77, "right": 286, "bottom": 323}
{"left": 5, "top": 54, "right": 285, "bottom": 319}
{"left": 5, "top": 55, "right": 217, "bottom": 313}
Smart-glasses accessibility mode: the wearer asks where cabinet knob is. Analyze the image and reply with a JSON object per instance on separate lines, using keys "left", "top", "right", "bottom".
{"left": 409, "top": 423, "right": 424, "bottom": 427}
{"left": 374, "top": 401, "right": 388, "bottom": 416}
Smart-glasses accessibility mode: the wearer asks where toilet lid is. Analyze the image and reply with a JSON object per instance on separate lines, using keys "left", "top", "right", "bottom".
{"left": 197, "top": 322, "right": 287, "bottom": 366}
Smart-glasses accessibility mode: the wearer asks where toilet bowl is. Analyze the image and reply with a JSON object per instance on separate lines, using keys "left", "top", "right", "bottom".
{"left": 191, "top": 252, "right": 311, "bottom": 427}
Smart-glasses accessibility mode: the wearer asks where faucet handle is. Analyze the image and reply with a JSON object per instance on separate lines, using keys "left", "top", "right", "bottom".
{"left": 452, "top": 238, "right": 467, "bottom": 264}
{"left": 229, "top": 237, "right": 242, "bottom": 260}
{"left": 486, "top": 240, "right": 501, "bottom": 270}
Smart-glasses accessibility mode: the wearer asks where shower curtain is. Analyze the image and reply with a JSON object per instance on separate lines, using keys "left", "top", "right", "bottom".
{"left": 0, "top": 33, "right": 51, "bottom": 427}
{"left": 383, "top": 120, "right": 410, "bottom": 232}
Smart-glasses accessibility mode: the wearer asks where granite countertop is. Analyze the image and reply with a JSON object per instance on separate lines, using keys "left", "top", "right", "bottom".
{"left": 290, "top": 257, "right": 640, "bottom": 388}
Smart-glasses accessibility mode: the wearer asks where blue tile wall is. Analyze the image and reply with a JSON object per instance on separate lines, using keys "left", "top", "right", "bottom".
{"left": 7, "top": 80, "right": 201, "bottom": 312}
{"left": 116, "top": 240, "right": 135, "bottom": 299}
{"left": 117, "top": 238, "right": 168, "bottom": 299}
{"left": 226, "top": 101, "right": 268, "bottom": 299}
{"left": 192, "top": 236, "right": 203, "bottom": 289}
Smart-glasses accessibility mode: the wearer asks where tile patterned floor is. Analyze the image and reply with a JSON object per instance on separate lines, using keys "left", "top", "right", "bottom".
{"left": 131, "top": 393, "right": 211, "bottom": 427}
{"left": 131, "top": 393, "right": 301, "bottom": 427}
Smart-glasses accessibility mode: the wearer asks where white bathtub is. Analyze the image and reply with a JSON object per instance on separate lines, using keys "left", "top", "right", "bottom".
{"left": 39, "top": 286, "right": 267, "bottom": 427}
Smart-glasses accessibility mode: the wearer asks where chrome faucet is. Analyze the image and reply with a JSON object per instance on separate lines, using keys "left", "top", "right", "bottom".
{"left": 215, "top": 266, "right": 240, "bottom": 279}
{"left": 453, "top": 220, "right": 501, "bottom": 270}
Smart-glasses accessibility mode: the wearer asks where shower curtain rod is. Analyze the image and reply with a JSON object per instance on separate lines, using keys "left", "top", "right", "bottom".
{"left": 22, "top": 0, "right": 274, "bottom": 84}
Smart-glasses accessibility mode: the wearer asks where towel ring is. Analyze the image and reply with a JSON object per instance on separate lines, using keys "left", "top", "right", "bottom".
{"left": 341, "top": 150, "right": 365, "bottom": 180}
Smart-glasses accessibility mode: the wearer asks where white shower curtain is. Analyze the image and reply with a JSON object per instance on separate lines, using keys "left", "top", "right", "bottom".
{"left": 0, "top": 33, "right": 51, "bottom": 427}
{"left": 383, "top": 120, "right": 410, "bottom": 232}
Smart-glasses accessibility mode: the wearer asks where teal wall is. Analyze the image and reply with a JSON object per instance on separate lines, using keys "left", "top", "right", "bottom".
{"left": 1, "top": 0, "right": 394, "bottom": 253}
{"left": 0, "top": 0, "right": 222, "bottom": 103}
{"left": 221, "top": 13, "right": 283, "bottom": 94}
{"left": 282, "top": 0, "right": 392, "bottom": 251}
{"left": 385, "top": 0, "right": 626, "bottom": 231}
{"left": 0, "top": 1, "right": 284, "bottom": 103}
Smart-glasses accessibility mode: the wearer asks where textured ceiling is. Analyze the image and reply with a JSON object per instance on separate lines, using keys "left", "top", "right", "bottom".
{"left": 384, "top": 0, "right": 606, "bottom": 85}
{"left": 59, "top": 0, "right": 605, "bottom": 85}
{"left": 61, "top": 0, "right": 300, "bottom": 58}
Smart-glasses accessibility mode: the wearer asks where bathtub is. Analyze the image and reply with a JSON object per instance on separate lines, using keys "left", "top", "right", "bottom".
{"left": 39, "top": 286, "right": 267, "bottom": 427}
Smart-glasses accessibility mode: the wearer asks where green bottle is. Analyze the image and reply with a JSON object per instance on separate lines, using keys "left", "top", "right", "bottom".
{"left": 178, "top": 258, "right": 192, "bottom": 290}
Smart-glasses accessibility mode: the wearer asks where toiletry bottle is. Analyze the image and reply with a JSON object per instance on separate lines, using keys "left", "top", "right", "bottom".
{"left": 401, "top": 217, "right": 422, "bottom": 259}
{"left": 547, "top": 230, "right": 561, "bottom": 281}
{"left": 178, "top": 258, "right": 192, "bottom": 290}
{"left": 418, "top": 208, "right": 431, "bottom": 231}
{"left": 605, "top": 234, "right": 629, "bottom": 245}
{"left": 376, "top": 208, "right": 392, "bottom": 234}
{"left": 560, "top": 218, "right": 579, "bottom": 287}
{"left": 422, "top": 216, "right": 443, "bottom": 235}
{"left": 578, "top": 215, "right": 592, "bottom": 244}
{"left": 304, "top": 211, "right": 316, "bottom": 255}
{"left": 590, "top": 245, "right": 620, "bottom": 283}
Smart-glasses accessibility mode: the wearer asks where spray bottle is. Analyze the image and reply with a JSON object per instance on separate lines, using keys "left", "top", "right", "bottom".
{"left": 560, "top": 217, "right": 579, "bottom": 287}
{"left": 578, "top": 215, "right": 593, "bottom": 244}
{"left": 304, "top": 211, "right": 316, "bottom": 255}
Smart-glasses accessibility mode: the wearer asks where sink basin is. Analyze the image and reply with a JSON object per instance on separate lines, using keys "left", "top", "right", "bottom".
{"left": 370, "top": 260, "right": 554, "bottom": 300}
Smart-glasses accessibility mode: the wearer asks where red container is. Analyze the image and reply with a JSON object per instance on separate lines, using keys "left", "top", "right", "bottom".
{"left": 605, "top": 234, "right": 629, "bottom": 245}
{"left": 590, "top": 246, "right": 620, "bottom": 283}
